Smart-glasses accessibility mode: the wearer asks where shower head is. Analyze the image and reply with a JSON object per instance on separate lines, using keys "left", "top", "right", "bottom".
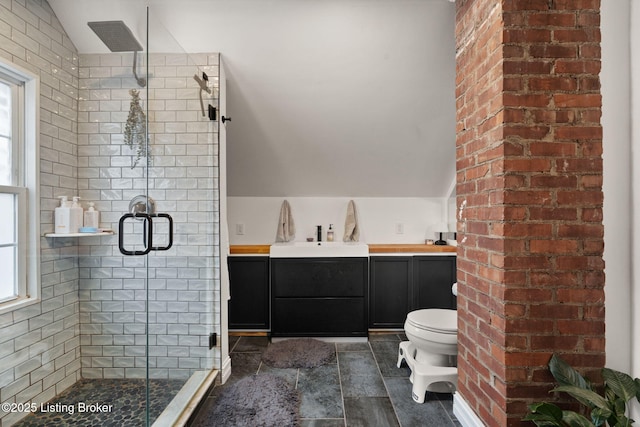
{"left": 87, "top": 20, "right": 146, "bottom": 87}
{"left": 88, "top": 21, "right": 143, "bottom": 52}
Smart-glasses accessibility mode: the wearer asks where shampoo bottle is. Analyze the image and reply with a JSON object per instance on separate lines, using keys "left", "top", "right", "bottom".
{"left": 54, "top": 196, "right": 71, "bottom": 234}
{"left": 84, "top": 202, "right": 99, "bottom": 228}
{"left": 70, "top": 197, "right": 83, "bottom": 233}
{"left": 327, "top": 224, "right": 334, "bottom": 242}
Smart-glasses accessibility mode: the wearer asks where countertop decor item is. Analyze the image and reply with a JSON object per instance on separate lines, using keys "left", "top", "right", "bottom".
{"left": 124, "top": 89, "right": 149, "bottom": 168}
{"left": 434, "top": 232, "right": 448, "bottom": 246}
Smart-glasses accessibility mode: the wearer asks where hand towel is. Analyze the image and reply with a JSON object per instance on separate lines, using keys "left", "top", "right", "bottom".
{"left": 343, "top": 200, "right": 360, "bottom": 242}
{"left": 275, "top": 200, "right": 296, "bottom": 242}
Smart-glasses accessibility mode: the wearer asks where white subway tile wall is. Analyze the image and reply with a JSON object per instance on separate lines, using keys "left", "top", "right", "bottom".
{"left": 77, "top": 51, "right": 220, "bottom": 381}
{"left": 1, "top": 1, "right": 81, "bottom": 425}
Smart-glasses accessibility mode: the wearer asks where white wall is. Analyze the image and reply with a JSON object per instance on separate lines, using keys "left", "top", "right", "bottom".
{"left": 602, "top": 0, "right": 639, "bottom": 419}
{"left": 630, "top": 0, "right": 640, "bottom": 418}
{"left": 228, "top": 197, "right": 449, "bottom": 244}
{"left": 601, "top": 0, "right": 632, "bottom": 373}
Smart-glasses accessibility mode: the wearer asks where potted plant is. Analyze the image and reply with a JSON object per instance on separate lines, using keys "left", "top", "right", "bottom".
{"left": 524, "top": 354, "right": 640, "bottom": 426}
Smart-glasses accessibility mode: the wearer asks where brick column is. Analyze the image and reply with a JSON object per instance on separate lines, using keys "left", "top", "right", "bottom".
{"left": 454, "top": 1, "right": 604, "bottom": 426}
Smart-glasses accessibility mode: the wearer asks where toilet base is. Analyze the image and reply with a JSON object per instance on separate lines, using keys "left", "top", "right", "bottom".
{"left": 397, "top": 341, "right": 457, "bottom": 403}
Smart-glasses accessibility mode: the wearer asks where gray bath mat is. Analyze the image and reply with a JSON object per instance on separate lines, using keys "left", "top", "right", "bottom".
{"left": 262, "top": 338, "right": 335, "bottom": 368}
{"left": 197, "top": 374, "right": 299, "bottom": 427}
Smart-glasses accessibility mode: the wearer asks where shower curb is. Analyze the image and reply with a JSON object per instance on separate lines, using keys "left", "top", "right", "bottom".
{"left": 153, "top": 370, "right": 219, "bottom": 427}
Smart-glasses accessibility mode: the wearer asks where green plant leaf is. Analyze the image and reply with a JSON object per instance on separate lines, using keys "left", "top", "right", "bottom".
{"left": 524, "top": 402, "right": 566, "bottom": 426}
{"left": 602, "top": 396, "right": 633, "bottom": 427}
{"left": 611, "top": 395, "right": 627, "bottom": 417}
{"left": 561, "top": 410, "right": 596, "bottom": 427}
{"left": 550, "top": 354, "right": 590, "bottom": 390}
{"left": 609, "top": 414, "right": 631, "bottom": 427}
{"left": 603, "top": 368, "right": 637, "bottom": 403}
{"left": 552, "top": 385, "right": 610, "bottom": 410}
{"left": 635, "top": 378, "right": 640, "bottom": 402}
{"left": 589, "top": 407, "right": 610, "bottom": 426}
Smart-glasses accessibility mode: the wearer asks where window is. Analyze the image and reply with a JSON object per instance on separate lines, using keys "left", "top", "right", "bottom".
{"left": 0, "top": 59, "right": 39, "bottom": 313}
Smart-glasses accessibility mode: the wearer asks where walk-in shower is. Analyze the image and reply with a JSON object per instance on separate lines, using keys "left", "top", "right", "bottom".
{"left": 7, "top": 6, "right": 222, "bottom": 427}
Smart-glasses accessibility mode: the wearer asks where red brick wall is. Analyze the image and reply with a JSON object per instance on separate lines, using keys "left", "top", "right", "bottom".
{"left": 454, "top": 1, "right": 604, "bottom": 425}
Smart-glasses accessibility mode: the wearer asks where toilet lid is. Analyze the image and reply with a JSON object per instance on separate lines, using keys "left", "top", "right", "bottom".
{"left": 407, "top": 309, "right": 457, "bottom": 334}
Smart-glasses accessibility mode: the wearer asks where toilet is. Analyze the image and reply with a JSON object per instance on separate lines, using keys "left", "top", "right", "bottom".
{"left": 397, "top": 285, "right": 458, "bottom": 403}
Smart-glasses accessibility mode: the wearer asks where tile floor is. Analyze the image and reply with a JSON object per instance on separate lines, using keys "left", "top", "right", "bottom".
{"left": 191, "top": 334, "right": 461, "bottom": 427}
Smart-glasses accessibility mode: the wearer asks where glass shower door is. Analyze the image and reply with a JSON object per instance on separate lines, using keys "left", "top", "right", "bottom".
{"left": 143, "top": 7, "right": 221, "bottom": 425}
{"left": 78, "top": 6, "right": 220, "bottom": 426}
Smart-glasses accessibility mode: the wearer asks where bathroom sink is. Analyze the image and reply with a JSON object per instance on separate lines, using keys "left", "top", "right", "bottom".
{"left": 270, "top": 241, "right": 369, "bottom": 258}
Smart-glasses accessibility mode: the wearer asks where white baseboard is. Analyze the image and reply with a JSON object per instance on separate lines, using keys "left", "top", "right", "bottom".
{"left": 453, "top": 392, "right": 485, "bottom": 427}
{"left": 221, "top": 355, "right": 232, "bottom": 384}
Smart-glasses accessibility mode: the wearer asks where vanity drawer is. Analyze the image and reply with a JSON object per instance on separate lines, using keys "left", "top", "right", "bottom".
{"left": 271, "top": 258, "right": 368, "bottom": 297}
{"left": 272, "top": 298, "right": 366, "bottom": 336}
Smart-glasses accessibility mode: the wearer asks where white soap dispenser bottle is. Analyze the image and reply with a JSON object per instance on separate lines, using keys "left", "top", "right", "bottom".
{"left": 84, "top": 202, "right": 100, "bottom": 229}
{"left": 327, "top": 224, "right": 335, "bottom": 242}
{"left": 70, "top": 196, "right": 83, "bottom": 233}
{"left": 55, "top": 196, "right": 71, "bottom": 234}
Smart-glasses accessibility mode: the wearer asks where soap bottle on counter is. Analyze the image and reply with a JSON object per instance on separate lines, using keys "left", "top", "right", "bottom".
{"left": 54, "top": 196, "right": 71, "bottom": 234}
{"left": 70, "top": 196, "right": 83, "bottom": 233}
{"left": 84, "top": 202, "right": 99, "bottom": 228}
{"left": 327, "top": 224, "right": 334, "bottom": 242}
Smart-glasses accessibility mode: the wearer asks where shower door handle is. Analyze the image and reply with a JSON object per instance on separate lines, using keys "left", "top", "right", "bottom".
{"left": 118, "top": 213, "right": 173, "bottom": 255}
{"left": 119, "top": 213, "right": 153, "bottom": 255}
{"left": 150, "top": 213, "right": 173, "bottom": 251}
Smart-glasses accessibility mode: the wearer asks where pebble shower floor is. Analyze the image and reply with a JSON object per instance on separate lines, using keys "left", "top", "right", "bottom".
{"left": 13, "top": 378, "right": 185, "bottom": 426}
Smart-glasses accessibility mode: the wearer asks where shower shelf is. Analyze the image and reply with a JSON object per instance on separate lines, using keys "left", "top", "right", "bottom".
{"left": 44, "top": 231, "right": 115, "bottom": 238}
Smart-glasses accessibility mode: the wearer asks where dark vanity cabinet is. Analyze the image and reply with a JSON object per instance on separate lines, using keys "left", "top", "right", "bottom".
{"left": 228, "top": 256, "right": 270, "bottom": 330}
{"left": 271, "top": 257, "right": 369, "bottom": 337}
{"left": 230, "top": 254, "right": 455, "bottom": 333}
{"left": 369, "top": 256, "right": 456, "bottom": 328}
{"left": 413, "top": 256, "right": 457, "bottom": 310}
{"left": 369, "top": 257, "right": 413, "bottom": 329}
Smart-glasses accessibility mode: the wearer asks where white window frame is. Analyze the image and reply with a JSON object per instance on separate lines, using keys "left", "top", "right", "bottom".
{"left": 0, "top": 59, "right": 40, "bottom": 314}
